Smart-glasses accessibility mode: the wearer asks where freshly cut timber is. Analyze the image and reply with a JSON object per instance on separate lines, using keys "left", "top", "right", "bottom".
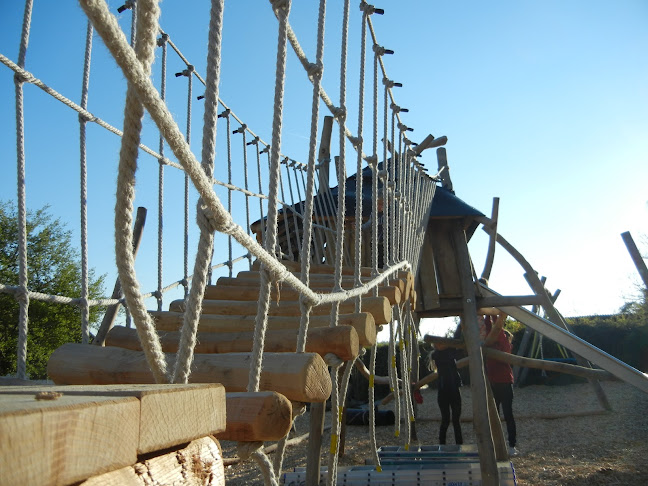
{"left": 106, "top": 325, "right": 359, "bottom": 361}
{"left": 215, "top": 391, "right": 292, "bottom": 442}
{"left": 169, "top": 296, "right": 392, "bottom": 325}
{"left": 80, "top": 436, "right": 225, "bottom": 486}
{"left": 0, "top": 383, "right": 225, "bottom": 455}
{"left": 48, "top": 343, "right": 332, "bottom": 403}
{"left": 150, "top": 311, "right": 377, "bottom": 347}
{"left": 204, "top": 282, "right": 401, "bottom": 306}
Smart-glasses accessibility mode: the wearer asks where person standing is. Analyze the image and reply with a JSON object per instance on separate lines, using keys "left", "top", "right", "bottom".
{"left": 483, "top": 309, "right": 518, "bottom": 456}
{"left": 430, "top": 342, "right": 464, "bottom": 445}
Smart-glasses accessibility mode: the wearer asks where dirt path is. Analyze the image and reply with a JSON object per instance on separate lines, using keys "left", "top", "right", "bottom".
{"left": 221, "top": 381, "right": 648, "bottom": 485}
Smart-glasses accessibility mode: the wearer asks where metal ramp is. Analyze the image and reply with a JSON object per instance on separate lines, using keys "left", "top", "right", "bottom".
{"left": 281, "top": 445, "right": 516, "bottom": 485}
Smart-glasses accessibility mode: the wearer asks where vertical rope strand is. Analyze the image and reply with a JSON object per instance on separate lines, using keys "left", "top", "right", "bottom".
{"left": 78, "top": 20, "right": 94, "bottom": 344}
{"left": 156, "top": 32, "right": 168, "bottom": 311}
{"left": 14, "top": 0, "right": 34, "bottom": 380}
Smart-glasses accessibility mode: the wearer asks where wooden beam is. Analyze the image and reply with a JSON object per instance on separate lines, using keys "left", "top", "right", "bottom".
{"left": 106, "top": 324, "right": 359, "bottom": 361}
{"left": 416, "top": 295, "right": 545, "bottom": 317}
{"left": 0, "top": 383, "right": 225, "bottom": 455}
{"left": 81, "top": 436, "right": 225, "bottom": 486}
{"left": 216, "top": 391, "right": 292, "bottom": 442}
{"left": 150, "top": 311, "right": 377, "bottom": 348}
{"left": 480, "top": 197, "right": 499, "bottom": 282}
{"left": 94, "top": 206, "right": 147, "bottom": 345}
{"left": 169, "top": 296, "right": 392, "bottom": 325}
{"left": 205, "top": 283, "right": 401, "bottom": 306}
{"left": 451, "top": 222, "right": 499, "bottom": 485}
{"left": 621, "top": 231, "right": 648, "bottom": 289}
{"left": 0, "top": 392, "right": 139, "bottom": 486}
{"left": 47, "top": 344, "right": 332, "bottom": 403}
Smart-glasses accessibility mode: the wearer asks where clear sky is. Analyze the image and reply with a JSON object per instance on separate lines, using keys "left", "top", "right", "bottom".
{"left": 1, "top": 1, "right": 647, "bottom": 339}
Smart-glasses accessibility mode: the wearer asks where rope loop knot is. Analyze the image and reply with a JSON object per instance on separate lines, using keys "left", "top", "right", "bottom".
{"left": 269, "top": 0, "right": 289, "bottom": 12}
{"left": 15, "top": 286, "right": 29, "bottom": 305}
{"left": 365, "top": 155, "right": 378, "bottom": 167}
{"left": 360, "top": 1, "right": 377, "bottom": 15}
{"left": 324, "top": 353, "right": 343, "bottom": 368}
{"left": 196, "top": 199, "right": 236, "bottom": 236}
{"left": 349, "top": 135, "right": 362, "bottom": 148}
{"left": 332, "top": 106, "right": 346, "bottom": 121}
{"left": 307, "top": 62, "right": 323, "bottom": 80}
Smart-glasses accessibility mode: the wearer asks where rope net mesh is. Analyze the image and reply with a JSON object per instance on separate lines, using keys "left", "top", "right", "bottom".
{"left": 1, "top": 0, "right": 441, "bottom": 484}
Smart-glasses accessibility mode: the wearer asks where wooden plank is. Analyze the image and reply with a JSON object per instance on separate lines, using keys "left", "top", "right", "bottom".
{"left": 621, "top": 231, "right": 648, "bottom": 289}
{"left": 151, "top": 311, "right": 377, "bottom": 348}
{"left": 106, "top": 324, "right": 360, "bottom": 361}
{"left": 216, "top": 391, "right": 292, "bottom": 442}
{"left": 430, "top": 220, "right": 462, "bottom": 297}
{"left": 48, "top": 344, "right": 332, "bottom": 403}
{"left": 204, "top": 283, "right": 401, "bottom": 306}
{"left": 81, "top": 436, "right": 225, "bottom": 486}
{"left": 169, "top": 296, "right": 392, "bottom": 325}
{"left": 0, "top": 383, "right": 226, "bottom": 454}
{"left": 0, "top": 393, "right": 139, "bottom": 486}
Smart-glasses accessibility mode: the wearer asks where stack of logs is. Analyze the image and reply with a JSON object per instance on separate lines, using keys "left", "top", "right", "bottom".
{"left": 1, "top": 262, "right": 413, "bottom": 485}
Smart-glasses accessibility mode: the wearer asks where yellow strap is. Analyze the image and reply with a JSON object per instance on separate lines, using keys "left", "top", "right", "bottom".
{"left": 369, "top": 374, "right": 374, "bottom": 388}
{"left": 330, "top": 434, "right": 338, "bottom": 454}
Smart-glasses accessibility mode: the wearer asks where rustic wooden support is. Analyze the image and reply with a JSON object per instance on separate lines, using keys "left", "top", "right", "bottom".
{"left": 416, "top": 295, "right": 545, "bottom": 317}
{"left": 169, "top": 296, "right": 392, "bottom": 325}
{"left": 306, "top": 401, "right": 326, "bottom": 486}
{"left": 621, "top": 231, "right": 648, "bottom": 289}
{"left": 451, "top": 222, "right": 499, "bottom": 485}
{"left": 47, "top": 344, "right": 332, "bottom": 403}
{"left": 480, "top": 197, "right": 499, "bottom": 282}
{"left": 514, "top": 276, "right": 549, "bottom": 384}
{"left": 150, "top": 311, "right": 377, "bottom": 348}
{"left": 106, "top": 324, "right": 359, "bottom": 361}
{"left": 205, "top": 283, "right": 401, "bottom": 306}
{"left": 80, "top": 436, "right": 225, "bottom": 486}
{"left": 485, "top": 383, "right": 509, "bottom": 460}
{"left": 94, "top": 206, "right": 147, "bottom": 345}
{"left": 523, "top": 272, "right": 612, "bottom": 411}
{"left": 436, "top": 147, "right": 453, "bottom": 192}
{"left": 215, "top": 391, "right": 292, "bottom": 442}
{"left": 0, "top": 383, "right": 226, "bottom": 455}
{"left": 481, "top": 225, "right": 613, "bottom": 410}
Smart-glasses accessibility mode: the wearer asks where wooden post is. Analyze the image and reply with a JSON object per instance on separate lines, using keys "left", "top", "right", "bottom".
{"left": 306, "top": 402, "right": 325, "bottom": 485}
{"left": 515, "top": 276, "right": 548, "bottom": 385}
{"left": 93, "top": 207, "right": 147, "bottom": 345}
{"left": 480, "top": 198, "right": 499, "bottom": 281}
{"left": 436, "top": 147, "right": 453, "bottom": 193}
{"left": 621, "top": 231, "right": 648, "bottom": 289}
{"left": 524, "top": 272, "right": 612, "bottom": 411}
{"left": 451, "top": 222, "right": 499, "bottom": 485}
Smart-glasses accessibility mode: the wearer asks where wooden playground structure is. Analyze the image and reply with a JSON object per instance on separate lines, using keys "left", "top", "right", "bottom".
{"left": 1, "top": 1, "right": 647, "bottom": 485}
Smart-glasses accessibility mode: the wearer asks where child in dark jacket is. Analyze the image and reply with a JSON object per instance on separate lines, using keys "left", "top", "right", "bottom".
{"left": 430, "top": 342, "right": 463, "bottom": 445}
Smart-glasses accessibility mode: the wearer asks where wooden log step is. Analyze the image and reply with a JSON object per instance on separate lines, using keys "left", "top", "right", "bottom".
{"left": 0, "top": 392, "right": 139, "bottom": 486}
{"left": 80, "top": 436, "right": 225, "bottom": 486}
{"left": 150, "top": 311, "right": 377, "bottom": 347}
{"left": 216, "top": 391, "right": 292, "bottom": 442}
{"left": 0, "top": 383, "right": 225, "bottom": 455}
{"left": 169, "top": 296, "right": 392, "bottom": 325}
{"left": 205, "top": 281, "right": 401, "bottom": 306}
{"left": 234, "top": 270, "right": 409, "bottom": 300}
{"left": 106, "top": 324, "right": 359, "bottom": 361}
{"left": 48, "top": 343, "right": 332, "bottom": 403}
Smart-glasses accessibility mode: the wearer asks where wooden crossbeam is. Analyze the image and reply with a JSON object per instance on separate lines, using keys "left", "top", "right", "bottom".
{"left": 169, "top": 296, "right": 392, "bottom": 325}
{"left": 150, "top": 311, "right": 377, "bottom": 348}
{"left": 106, "top": 324, "right": 359, "bottom": 361}
{"left": 47, "top": 344, "right": 332, "bottom": 403}
{"left": 205, "top": 282, "right": 401, "bottom": 306}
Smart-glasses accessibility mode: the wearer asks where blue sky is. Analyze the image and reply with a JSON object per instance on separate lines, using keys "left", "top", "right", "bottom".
{"left": 1, "top": 1, "right": 647, "bottom": 338}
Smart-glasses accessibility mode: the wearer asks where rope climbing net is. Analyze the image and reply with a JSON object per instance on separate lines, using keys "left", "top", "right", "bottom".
{"left": 1, "top": 1, "right": 445, "bottom": 484}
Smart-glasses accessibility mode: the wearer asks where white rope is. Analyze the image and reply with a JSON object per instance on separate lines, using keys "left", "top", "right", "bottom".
{"left": 172, "top": 0, "right": 225, "bottom": 385}
{"left": 78, "top": 20, "right": 93, "bottom": 345}
{"left": 14, "top": 0, "right": 34, "bottom": 380}
{"left": 156, "top": 32, "right": 168, "bottom": 312}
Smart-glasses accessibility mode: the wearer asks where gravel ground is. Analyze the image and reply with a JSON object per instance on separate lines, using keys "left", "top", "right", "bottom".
{"left": 221, "top": 380, "right": 648, "bottom": 485}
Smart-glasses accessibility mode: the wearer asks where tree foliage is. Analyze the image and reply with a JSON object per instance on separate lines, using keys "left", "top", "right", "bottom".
{"left": 0, "top": 201, "right": 105, "bottom": 379}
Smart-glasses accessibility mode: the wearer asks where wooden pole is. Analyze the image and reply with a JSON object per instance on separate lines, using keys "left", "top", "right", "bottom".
{"left": 514, "top": 275, "right": 547, "bottom": 384}
{"left": 480, "top": 197, "right": 499, "bottom": 281}
{"left": 451, "top": 222, "right": 499, "bottom": 485}
{"left": 306, "top": 402, "right": 325, "bottom": 485}
{"left": 93, "top": 207, "right": 147, "bottom": 345}
{"left": 621, "top": 231, "right": 648, "bottom": 290}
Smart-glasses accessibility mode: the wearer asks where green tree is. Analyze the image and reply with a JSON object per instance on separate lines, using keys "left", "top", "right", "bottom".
{"left": 0, "top": 201, "right": 105, "bottom": 379}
